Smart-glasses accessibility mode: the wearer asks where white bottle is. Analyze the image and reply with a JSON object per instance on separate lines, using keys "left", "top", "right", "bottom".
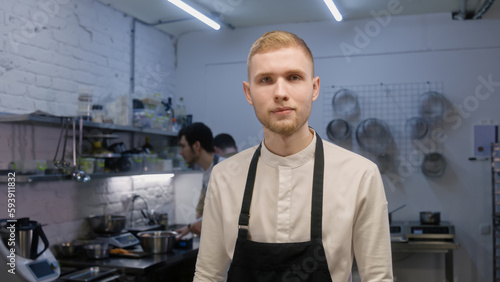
{"left": 175, "top": 97, "right": 187, "bottom": 129}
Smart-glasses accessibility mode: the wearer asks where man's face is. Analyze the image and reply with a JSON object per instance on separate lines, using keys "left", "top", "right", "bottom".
{"left": 179, "top": 135, "right": 196, "bottom": 165}
{"left": 243, "top": 46, "right": 319, "bottom": 136}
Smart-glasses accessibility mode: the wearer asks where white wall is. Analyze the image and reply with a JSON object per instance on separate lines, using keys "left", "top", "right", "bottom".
{"left": 176, "top": 13, "right": 500, "bottom": 282}
{"left": 0, "top": 0, "right": 184, "bottom": 247}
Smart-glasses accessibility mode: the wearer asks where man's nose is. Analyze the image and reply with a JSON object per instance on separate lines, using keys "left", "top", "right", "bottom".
{"left": 274, "top": 78, "right": 290, "bottom": 102}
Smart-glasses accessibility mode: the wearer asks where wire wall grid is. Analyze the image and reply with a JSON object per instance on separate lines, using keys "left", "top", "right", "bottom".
{"left": 322, "top": 81, "right": 446, "bottom": 180}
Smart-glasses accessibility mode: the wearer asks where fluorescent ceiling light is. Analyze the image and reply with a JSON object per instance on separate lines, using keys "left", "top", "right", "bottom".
{"left": 323, "top": 0, "right": 343, "bottom": 22}
{"left": 168, "top": 0, "right": 221, "bottom": 30}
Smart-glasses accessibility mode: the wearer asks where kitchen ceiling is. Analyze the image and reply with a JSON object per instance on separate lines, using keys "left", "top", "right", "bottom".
{"left": 97, "top": 0, "right": 499, "bottom": 37}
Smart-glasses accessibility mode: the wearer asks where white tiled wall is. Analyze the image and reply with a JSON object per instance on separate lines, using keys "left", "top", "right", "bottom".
{"left": 0, "top": 0, "right": 183, "bottom": 245}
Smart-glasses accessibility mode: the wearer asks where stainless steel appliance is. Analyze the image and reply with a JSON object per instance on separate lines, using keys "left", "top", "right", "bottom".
{"left": 0, "top": 218, "right": 60, "bottom": 282}
{"left": 407, "top": 221, "right": 455, "bottom": 241}
{"left": 390, "top": 221, "right": 455, "bottom": 242}
{"left": 389, "top": 221, "right": 409, "bottom": 242}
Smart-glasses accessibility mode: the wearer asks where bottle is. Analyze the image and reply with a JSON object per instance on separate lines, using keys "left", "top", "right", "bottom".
{"left": 142, "top": 137, "right": 154, "bottom": 154}
{"left": 175, "top": 97, "right": 187, "bottom": 129}
{"left": 162, "top": 97, "right": 174, "bottom": 132}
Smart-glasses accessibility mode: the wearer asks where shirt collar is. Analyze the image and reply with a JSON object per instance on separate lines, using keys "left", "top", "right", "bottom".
{"left": 260, "top": 130, "right": 317, "bottom": 168}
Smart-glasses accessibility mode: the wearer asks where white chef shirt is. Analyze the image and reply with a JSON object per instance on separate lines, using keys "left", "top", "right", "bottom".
{"left": 194, "top": 133, "right": 393, "bottom": 282}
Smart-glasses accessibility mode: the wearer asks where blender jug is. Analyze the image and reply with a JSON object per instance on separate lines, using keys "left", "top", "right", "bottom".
{"left": 1, "top": 218, "right": 50, "bottom": 260}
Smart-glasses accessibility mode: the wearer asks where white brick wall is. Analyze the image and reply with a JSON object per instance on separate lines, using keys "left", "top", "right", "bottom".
{"left": 0, "top": 0, "right": 183, "bottom": 245}
{"left": 0, "top": 0, "right": 175, "bottom": 115}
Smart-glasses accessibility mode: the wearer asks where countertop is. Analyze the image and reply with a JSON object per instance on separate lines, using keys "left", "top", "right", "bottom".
{"left": 57, "top": 237, "right": 200, "bottom": 277}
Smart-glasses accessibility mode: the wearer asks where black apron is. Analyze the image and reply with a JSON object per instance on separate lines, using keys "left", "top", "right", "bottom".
{"left": 227, "top": 135, "right": 333, "bottom": 282}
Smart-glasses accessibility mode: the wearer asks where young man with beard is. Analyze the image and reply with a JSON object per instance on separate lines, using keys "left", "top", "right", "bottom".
{"left": 193, "top": 31, "right": 393, "bottom": 281}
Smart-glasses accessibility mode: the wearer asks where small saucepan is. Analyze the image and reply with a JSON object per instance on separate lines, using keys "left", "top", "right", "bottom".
{"left": 420, "top": 211, "right": 440, "bottom": 225}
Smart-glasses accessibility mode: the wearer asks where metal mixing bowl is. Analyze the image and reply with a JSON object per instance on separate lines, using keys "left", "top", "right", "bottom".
{"left": 137, "top": 231, "right": 177, "bottom": 254}
{"left": 87, "top": 215, "right": 126, "bottom": 234}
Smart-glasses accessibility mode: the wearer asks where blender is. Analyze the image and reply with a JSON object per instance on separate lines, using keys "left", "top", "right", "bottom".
{"left": 0, "top": 218, "right": 60, "bottom": 282}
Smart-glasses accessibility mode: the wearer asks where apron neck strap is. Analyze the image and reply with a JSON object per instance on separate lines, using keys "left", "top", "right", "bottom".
{"left": 237, "top": 133, "right": 325, "bottom": 240}
{"left": 237, "top": 143, "right": 262, "bottom": 238}
{"left": 310, "top": 136, "right": 324, "bottom": 240}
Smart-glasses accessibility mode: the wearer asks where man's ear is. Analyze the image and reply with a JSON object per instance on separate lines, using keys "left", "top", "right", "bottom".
{"left": 312, "top": 76, "right": 320, "bottom": 102}
{"left": 192, "top": 140, "right": 201, "bottom": 152}
{"left": 243, "top": 81, "right": 253, "bottom": 105}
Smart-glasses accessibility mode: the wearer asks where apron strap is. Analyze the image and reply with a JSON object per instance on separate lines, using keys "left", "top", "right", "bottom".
{"left": 310, "top": 136, "right": 324, "bottom": 240}
{"left": 238, "top": 143, "right": 262, "bottom": 238}
{"left": 237, "top": 132, "right": 325, "bottom": 240}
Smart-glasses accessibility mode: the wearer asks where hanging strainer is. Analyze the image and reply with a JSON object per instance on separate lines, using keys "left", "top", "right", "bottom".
{"left": 326, "top": 119, "right": 350, "bottom": 142}
{"left": 421, "top": 152, "right": 447, "bottom": 178}
{"left": 332, "top": 89, "right": 360, "bottom": 118}
{"left": 419, "top": 91, "right": 445, "bottom": 122}
{"left": 355, "top": 118, "right": 392, "bottom": 153}
{"left": 405, "top": 117, "right": 428, "bottom": 139}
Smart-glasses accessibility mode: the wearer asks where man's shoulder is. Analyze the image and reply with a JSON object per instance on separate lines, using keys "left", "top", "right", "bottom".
{"left": 321, "top": 138, "right": 378, "bottom": 170}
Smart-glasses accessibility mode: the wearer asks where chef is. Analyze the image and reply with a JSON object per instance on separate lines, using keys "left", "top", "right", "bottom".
{"left": 193, "top": 30, "right": 393, "bottom": 281}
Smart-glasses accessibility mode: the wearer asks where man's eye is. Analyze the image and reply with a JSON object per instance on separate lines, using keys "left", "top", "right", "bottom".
{"left": 260, "top": 77, "right": 271, "bottom": 83}
{"left": 290, "top": 75, "right": 301, "bottom": 81}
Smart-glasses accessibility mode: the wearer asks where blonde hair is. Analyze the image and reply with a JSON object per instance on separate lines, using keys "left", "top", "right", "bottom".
{"left": 247, "top": 30, "right": 314, "bottom": 76}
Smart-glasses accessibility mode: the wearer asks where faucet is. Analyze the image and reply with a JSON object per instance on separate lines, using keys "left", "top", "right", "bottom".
{"left": 128, "top": 194, "right": 156, "bottom": 227}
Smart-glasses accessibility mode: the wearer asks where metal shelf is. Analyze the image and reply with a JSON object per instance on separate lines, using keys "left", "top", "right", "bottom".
{"left": 0, "top": 112, "right": 178, "bottom": 137}
{"left": 0, "top": 169, "right": 196, "bottom": 183}
{"left": 0, "top": 112, "right": 183, "bottom": 183}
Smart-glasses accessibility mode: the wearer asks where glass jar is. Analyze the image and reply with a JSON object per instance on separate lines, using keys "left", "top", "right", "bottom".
{"left": 91, "top": 104, "right": 105, "bottom": 123}
{"left": 78, "top": 93, "right": 93, "bottom": 121}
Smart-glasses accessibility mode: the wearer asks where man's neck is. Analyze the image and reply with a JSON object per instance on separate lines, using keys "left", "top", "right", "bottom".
{"left": 197, "top": 151, "right": 216, "bottom": 171}
{"left": 263, "top": 126, "right": 314, "bottom": 157}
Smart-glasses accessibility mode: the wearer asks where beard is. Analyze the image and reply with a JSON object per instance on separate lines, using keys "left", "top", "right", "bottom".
{"left": 257, "top": 112, "right": 305, "bottom": 136}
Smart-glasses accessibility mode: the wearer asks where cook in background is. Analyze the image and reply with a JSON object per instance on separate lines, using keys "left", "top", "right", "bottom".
{"left": 193, "top": 30, "right": 393, "bottom": 282}
{"left": 213, "top": 133, "right": 238, "bottom": 158}
{"left": 175, "top": 122, "right": 224, "bottom": 239}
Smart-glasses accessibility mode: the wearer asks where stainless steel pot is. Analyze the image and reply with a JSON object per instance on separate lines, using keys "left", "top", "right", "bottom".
{"left": 88, "top": 215, "right": 126, "bottom": 234}
{"left": 83, "top": 242, "right": 111, "bottom": 259}
{"left": 137, "top": 231, "right": 177, "bottom": 254}
{"left": 54, "top": 242, "right": 82, "bottom": 257}
{"left": 420, "top": 211, "right": 441, "bottom": 225}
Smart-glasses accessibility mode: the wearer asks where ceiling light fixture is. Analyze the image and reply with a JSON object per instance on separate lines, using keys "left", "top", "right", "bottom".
{"left": 323, "top": 0, "right": 343, "bottom": 22}
{"left": 168, "top": 0, "right": 221, "bottom": 30}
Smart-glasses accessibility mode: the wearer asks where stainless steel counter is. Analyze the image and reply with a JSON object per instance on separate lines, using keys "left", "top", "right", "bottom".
{"left": 392, "top": 240, "right": 460, "bottom": 282}
{"left": 57, "top": 238, "right": 199, "bottom": 281}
